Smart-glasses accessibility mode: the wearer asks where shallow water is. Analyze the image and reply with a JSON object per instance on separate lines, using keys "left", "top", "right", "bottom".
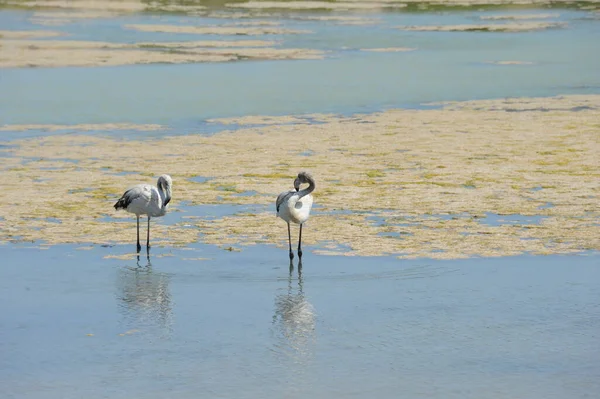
{"left": 1, "top": 243, "right": 599, "bottom": 399}
{"left": 1, "top": 8, "right": 599, "bottom": 133}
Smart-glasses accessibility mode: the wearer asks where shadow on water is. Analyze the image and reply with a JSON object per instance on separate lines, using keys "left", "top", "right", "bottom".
{"left": 272, "top": 260, "right": 316, "bottom": 366}
{"left": 116, "top": 253, "right": 173, "bottom": 338}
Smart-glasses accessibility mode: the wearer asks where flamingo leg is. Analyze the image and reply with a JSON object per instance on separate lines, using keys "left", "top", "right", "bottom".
{"left": 298, "top": 223, "right": 303, "bottom": 259}
{"left": 147, "top": 216, "right": 151, "bottom": 250}
{"left": 136, "top": 215, "right": 141, "bottom": 253}
{"left": 287, "top": 222, "right": 294, "bottom": 260}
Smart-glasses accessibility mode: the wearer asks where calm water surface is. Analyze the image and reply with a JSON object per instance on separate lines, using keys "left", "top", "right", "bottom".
{"left": 1, "top": 8, "right": 599, "bottom": 131}
{"left": 1, "top": 243, "right": 599, "bottom": 399}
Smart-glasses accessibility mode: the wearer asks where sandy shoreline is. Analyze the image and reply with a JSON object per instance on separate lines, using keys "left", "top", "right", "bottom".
{"left": 1, "top": 95, "right": 598, "bottom": 259}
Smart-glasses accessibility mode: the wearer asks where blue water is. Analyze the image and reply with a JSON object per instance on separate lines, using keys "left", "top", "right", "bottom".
{"left": 1, "top": 8, "right": 599, "bottom": 131}
{"left": 1, "top": 243, "right": 599, "bottom": 399}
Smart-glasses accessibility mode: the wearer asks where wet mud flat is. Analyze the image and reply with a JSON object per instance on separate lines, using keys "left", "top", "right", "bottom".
{"left": 1, "top": 95, "right": 598, "bottom": 259}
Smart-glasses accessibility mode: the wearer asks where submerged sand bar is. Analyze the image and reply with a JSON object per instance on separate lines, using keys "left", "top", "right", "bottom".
{"left": 1, "top": 95, "right": 598, "bottom": 259}
{"left": 397, "top": 22, "right": 566, "bottom": 32}
{"left": 0, "top": 36, "right": 323, "bottom": 68}
{"left": 0, "top": 123, "right": 166, "bottom": 132}
{"left": 225, "top": 1, "right": 408, "bottom": 10}
{"left": 123, "top": 24, "right": 311, "bottom": 36}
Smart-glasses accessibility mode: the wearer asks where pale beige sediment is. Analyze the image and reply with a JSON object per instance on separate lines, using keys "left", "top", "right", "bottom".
{"left": 223, "top": 21, "right": 282, "bottom": 27}
{"left": 29, "top": 10, "right": 136, "bottom": 26}
{"left": 323, "top": 0, "right": 402, "bottom": 2}
{"left": 0, "top": 123, "right": 165, "bottom": 132}
{"left": 205, "top": 11, "right": 286, "bottom": 20}
{"left": 289, "top": 15, "right": 380, "bottom": 26}
{"left": 0, "top": 38, "right": 323, "bottom": 68}
{"left": 1, "top": 37, "right": 274, "bottom": 49}
{"left": 0, "top": 29, "right": 63, "bottom": 38}
{"left": 484, "top": 60, "right": 534, "bottom": 65}
{"left": 123, "top": 24, "right": 311, "bottom": 36}
{"left": 397, "top": 22, "right": 567, "bottom": 32}
{"left": 1, "top": 95, "right": 598, "bottom": 259}
{"left": 228, "top": 0, "right": 600, "bottom": 7}
{"left": 479, "top": 13, "right": 560, "bottom": 20}
{"left": 2, "top": 0, "right": 148, "bottom": 12}
{"left": 225, "top": 1, "right": 408, "bottom": 9}
{"left": 428, "top": 95, "right": 600, "bottom": 111}
{"left": 135, "top": 40, "right": 275, "bottom": 48}
{"left": 206, "top": 114, "right": 333, "bottom": 126}
{"left": 1, "top": 0, "right": 207, "bottom": 13}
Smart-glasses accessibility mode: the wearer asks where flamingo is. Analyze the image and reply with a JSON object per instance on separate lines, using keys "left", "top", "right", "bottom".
{"left": 276, "top": 171, "right": 315, "bottom": 260}
{"left": 114, "top": 174, "right": 172, "bottom": 253}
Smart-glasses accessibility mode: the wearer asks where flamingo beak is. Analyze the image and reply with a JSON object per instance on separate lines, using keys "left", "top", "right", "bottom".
{"left": 293, "top": 178, "right": 301, "bottom": 192}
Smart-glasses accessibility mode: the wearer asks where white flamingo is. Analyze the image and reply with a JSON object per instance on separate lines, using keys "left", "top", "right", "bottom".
{"left": 114, "top": 174, "right": 172, "bottom": 253}
{"left": 276, "top": 172, "right": 315, "bottom": 260}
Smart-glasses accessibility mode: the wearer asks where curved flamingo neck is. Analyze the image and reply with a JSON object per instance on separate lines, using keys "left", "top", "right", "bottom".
{"left": 298, "top": 177, "right": 315, "bottom": 199}
{"left": 158, "top": 181, "right": 170, "bottom": 207}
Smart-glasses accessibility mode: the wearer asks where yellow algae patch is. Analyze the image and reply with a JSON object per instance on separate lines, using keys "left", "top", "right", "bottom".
{"left": 395, "top": 0, "right": 599, "bottom": 4}
{"left": 0, "top": 123, "right": 165, "bottom": 132}
{"left": 397, "top": 22, "right": 566, "bottom": 32}
{"left": 1, "top": 95, "right": 599, "bottom": 259}
{"left": 123, "top": 24, "right": 310, "bottom": 36}
{"left": 225, "top": 1, "right": 408, "bottom": 10}
{"left": 2, "top": 0, "right": 206, "bottom": 13}
{"left": 228, "top": 0, "right": 600, "bottom": 7}
{"left": 361, "top": 47, "right": 417, "bottom": 52}
{"left": 429, "top": 95, "right": 600, "bottom": 111}
{"left": 0, "top": 37, "right": 323, "bottom": 68}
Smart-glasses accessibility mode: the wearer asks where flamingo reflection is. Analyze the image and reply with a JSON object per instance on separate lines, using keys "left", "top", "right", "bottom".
{"left": 272, "top": 261, "right": 316, "bottom": 359}
{"left": 116, "top": 255, "right": 173, "bottom": 337}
